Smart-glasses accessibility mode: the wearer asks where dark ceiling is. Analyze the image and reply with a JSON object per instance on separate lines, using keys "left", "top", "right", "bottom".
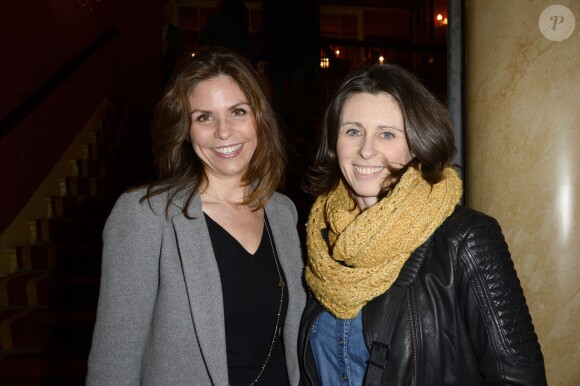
{"left": 319, "top": 0, "right": 421, "bottom": 8}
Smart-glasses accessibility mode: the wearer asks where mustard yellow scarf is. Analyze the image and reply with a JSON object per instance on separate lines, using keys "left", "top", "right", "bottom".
{"left": 305, "top": 167, "right": 463, "bottom": 319}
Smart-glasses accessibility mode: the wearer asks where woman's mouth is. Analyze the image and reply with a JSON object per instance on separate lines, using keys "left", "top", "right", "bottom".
{"left": 213, "top": 143, "right": 243, "bottom": 157}
{"left": 354, "top": 165, "right": 384, "bottom": 175}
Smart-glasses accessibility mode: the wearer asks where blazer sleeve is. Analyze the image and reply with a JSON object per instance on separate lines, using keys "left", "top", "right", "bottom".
{"left": 454, "top": 211, "right": 547, "bottom": 386}
{"left": 266, "top": 192, "right": 307, "bottom": 386}
{"left": 86, "top": 191, "right": 163, "bottom": 385}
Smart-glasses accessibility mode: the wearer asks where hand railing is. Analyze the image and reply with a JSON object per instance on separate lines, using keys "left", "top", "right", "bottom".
{"left": 0, "top": 28, "right": 120, "bottom": 139}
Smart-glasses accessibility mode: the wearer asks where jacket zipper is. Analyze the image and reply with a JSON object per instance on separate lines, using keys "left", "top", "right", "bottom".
{"left": 408, "top": 290, "right": 418, "bottom": 386}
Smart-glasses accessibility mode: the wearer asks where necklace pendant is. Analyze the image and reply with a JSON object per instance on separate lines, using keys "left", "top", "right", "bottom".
{"left": 279, "top": 280, "right": 285, "bottom": 289}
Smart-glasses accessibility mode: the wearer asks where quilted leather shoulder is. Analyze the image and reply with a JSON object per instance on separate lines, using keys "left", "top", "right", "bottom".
{"left": 442, "top": 206, "right": 544, "bottom": 368}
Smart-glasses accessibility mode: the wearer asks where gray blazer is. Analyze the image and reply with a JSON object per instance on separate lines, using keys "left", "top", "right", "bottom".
{"left": 86, "top": 189, "right": 306, "bottom": 385}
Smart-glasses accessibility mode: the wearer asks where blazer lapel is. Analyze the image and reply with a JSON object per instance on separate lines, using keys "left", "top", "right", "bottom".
{"left": 265, "top": 201, "right": 303, "bottom": 305}
{"left": 171, "top": 195, "right": 228, "bottom": 385}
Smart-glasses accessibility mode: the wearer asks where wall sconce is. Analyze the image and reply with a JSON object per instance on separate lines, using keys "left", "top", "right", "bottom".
{"left": 436, "top": 13, "right": 448, "bottom": 26}
{"left": 379, "top": 56, "right": 384, "bottom": 64}
{"left": 320, "top": 57, "right": 330, "bottom": 69}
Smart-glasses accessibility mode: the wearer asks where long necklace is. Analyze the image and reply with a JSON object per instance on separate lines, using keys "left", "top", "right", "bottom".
{"left": 248, "top": 219, "right": 285, "bottom": 386}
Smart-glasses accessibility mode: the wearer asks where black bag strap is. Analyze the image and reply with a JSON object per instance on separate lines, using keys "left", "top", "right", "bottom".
{"left": 364, "top": 285, "right": 406, "bottom": 386}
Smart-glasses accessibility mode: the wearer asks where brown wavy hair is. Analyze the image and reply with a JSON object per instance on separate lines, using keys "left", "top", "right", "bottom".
{"left": 142, "top": 46, "right": 286, "bottom": 217}
{"left": 303, "top": 63, "right": 456, "bottom": 198}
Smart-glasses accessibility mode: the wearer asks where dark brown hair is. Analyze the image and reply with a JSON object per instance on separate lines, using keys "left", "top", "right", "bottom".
{"left": 143, "top": 46, "right": 286, "bottom": 217}
{"left": 304, "top": 63, "right": 456, "bottom": 198}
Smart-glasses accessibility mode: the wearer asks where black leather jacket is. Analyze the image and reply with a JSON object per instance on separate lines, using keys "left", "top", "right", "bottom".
{"left": 299, "top": 206, "right": 547, "bottom": 386}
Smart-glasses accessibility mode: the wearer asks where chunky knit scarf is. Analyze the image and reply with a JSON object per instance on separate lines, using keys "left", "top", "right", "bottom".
{"left": 305, "top": 166, "right": 463, "bottom": 319}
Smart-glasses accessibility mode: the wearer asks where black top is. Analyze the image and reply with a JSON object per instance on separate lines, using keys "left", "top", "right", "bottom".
{"left": 205, "top": 213, "right": 289, "bottom": 386}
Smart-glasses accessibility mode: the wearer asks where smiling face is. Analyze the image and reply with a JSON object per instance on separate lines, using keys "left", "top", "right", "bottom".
{"left": 336, "top": 92, "right": 413, "bottom": 210}
{"left": 188, "top": 75, "right": 258, "bottom": 185}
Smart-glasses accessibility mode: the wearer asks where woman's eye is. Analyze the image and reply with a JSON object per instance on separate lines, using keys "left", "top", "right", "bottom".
{"left": 380, "top": 131, "right": 395, "bottom": 139}
{"left": 345, "top": 128, "right": 360, "bottom": 136}
{"left": 195, "top": 114, "right": 212, "bottom": 123}
{"left": 232, "top": 108, "right": 247, "bottom": 117}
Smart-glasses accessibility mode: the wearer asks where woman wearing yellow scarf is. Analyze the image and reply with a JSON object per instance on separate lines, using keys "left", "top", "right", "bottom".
{"left": 298, "top": 64, "right": 546, "bottom": 386}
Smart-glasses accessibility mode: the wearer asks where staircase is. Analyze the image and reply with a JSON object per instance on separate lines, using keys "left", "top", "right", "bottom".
{"left": 0, "top": 107, "right": 155, "bottom": 385}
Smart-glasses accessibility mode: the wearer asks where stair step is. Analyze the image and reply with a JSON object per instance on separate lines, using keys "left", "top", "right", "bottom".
{"left": 61, "top": 176, "right": 146, "bottom": 197}
{"left": 0, "top": 271, "right": 99, "bottom": 308}
{"left": 16, "top": 245, "right": 102, "bottom": 273}
{"left": 84, "top": 143, "right": 153, "bottom": 161}
{"left": 73, "top": 159, "right": 155, "bottom": 179}
{"left": 35, "top": 218, "right": 105, "bottom": 244}
{"left": 108, "top": 117, "right": 152, "bottom": 132}
{"left": 0, "top": 351, "right": 88, "bottom": 386}
{"left": 93, "top": 130, "right": 152, "bottom": 146}
{"left": 102, "top": 108, "right": 152, "bottom": 133}
{"left": 48, "top": 196, "right": 116, "bottom": 219}
{"left": 0, "top": 308, "right": 95, "bottom": 350}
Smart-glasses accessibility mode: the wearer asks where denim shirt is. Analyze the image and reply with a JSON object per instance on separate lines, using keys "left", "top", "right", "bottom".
{"left": 309, "top": 310, "right": 370, "bottom": 385}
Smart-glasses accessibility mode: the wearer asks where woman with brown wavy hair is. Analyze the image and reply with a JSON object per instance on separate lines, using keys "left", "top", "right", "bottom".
{"left": 87, "top": 46, "right": 306, "bottom": 385}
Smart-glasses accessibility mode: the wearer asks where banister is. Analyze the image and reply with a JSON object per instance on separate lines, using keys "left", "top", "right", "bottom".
{"left": 0, "top": 28, "right": 121, "bottom": 139}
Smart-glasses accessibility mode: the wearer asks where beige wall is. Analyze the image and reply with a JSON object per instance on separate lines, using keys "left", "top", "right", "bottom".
{"left": 465, "top": 1, "right": 579, "bottom": 385}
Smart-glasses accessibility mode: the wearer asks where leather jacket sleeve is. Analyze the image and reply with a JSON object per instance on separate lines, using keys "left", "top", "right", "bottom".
{"left": 451, "top": 210, "right": 547, "bottom": 385}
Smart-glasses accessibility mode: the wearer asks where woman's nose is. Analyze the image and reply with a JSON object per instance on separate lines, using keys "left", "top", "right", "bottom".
{"left": 214, "top": 118, "right": 233, "bottom": 140}
{"left": 358, "top": 135, "right": 376, "bottom": 159}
